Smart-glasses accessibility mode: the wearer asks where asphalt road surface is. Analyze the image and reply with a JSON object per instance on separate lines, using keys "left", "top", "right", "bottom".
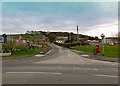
{"left": 2, "top": 44, "right": 119, "bottom": 84}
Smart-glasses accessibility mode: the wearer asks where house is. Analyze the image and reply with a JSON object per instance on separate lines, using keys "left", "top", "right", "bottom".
{"left": 33, "top": 35, "right": 48, "bottom": 44}
{"left": 56, "top": 37, "right": 68, "bottom": 43}
{"left": 104, "top": 37, "right": 119, "bottom": 44}
{"left": 10, "top": 35, "right": 29, "bottom": 45}
{"left": 10, "top": 35, "right": 22, "bottom": 44}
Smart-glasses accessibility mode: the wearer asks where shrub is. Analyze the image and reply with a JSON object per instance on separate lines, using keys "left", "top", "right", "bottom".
{"left": 2, "top": 44, "right": 9, "bottom": 53}
{"left": 81, "top": 42, "right": 90, "bottom": 45}
{"left": 2, "top": 44, "right": 29, "bottom": 53}
{"left": 38, "top": 43, "right": 48, "bottom": 48}
{"left": 71, "top": 42, "right": 81, "bottom": 46}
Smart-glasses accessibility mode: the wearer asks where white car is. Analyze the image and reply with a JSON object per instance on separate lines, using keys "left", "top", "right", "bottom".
{"left": 109, "top": 42, "right": 114, "bottom": 46}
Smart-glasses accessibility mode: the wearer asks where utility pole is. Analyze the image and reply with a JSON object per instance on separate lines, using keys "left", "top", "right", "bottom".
{"left": 77, "top": 26, "right": 79, "bottom": 42}
{"left": 69, "top": 32, "right": 71, "bottom": 48}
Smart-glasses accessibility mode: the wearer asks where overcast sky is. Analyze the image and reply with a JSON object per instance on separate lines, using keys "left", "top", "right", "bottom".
{"left": 2, "top": 2, "right": 118, "bottom": 37}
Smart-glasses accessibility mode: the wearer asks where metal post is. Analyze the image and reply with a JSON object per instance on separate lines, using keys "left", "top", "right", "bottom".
{"left": 103, "top": 38, "right": 104, "bottom": 56}
{"left": 101, "top": 34, "right": 105, "bottom": 56}
{"left": 77, "top": 26, "right": 79, "bottom": 42}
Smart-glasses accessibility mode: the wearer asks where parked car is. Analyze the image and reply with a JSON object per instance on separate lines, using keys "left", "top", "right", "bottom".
{"left": 109, "top": 42, "right": 114, "bottom": 46}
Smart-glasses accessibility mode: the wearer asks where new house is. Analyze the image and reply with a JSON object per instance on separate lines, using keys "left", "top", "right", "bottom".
{"left": 10, "top": 35, "right": 30, "bottom": 45}
{"left": 33, "top": 35, "right": 48, "bottom": 44}
{"left": 104, "top": 37, "right": 119, "bottom": 44}
{"left": 56, "top": 37, "right": 68, "bottom": 43}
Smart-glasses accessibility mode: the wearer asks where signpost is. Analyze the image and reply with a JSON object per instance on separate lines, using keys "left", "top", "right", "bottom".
{"left": 101, "top": 34, "right": 105, "bottom": 56}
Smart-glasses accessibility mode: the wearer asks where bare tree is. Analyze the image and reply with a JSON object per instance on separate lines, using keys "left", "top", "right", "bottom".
{"left": 111, "top": 32, "right": 120, "bottom": 43}
{"left": 111, "top": 32, "right": 118, "bottom": 37}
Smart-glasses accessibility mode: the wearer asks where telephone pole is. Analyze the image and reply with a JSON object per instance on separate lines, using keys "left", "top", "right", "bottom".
{"left": 77, "top": 26, "right": 79, "bottom": 42}
{"left": 69, "top": 32, "right": 71, "bottom": 48}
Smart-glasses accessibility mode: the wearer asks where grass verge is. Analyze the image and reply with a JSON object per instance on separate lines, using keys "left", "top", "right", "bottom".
{"left": 3, "top": 46, "right": 49, "bottom": 57}
{"left": 72, "top": 44, "right": 119, "bottom": 58}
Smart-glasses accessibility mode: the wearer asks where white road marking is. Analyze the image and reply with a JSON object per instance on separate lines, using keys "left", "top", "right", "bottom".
{"left": 70, "top": 51, "right": 79, "bottom": 57}
{"left": 92, "top": 68, "right": 98, "bottom": 71}
{"left": 6, "top": 72, "right": 62, "bottom": 75}
{"left": 73, "top": 67, "right": 98, "bottom": 71}
{"left": 45, "top": 49, "right": 52, "bottom": 55}
{"left": 93, "top": 74, "right": 118, "bottom": 78}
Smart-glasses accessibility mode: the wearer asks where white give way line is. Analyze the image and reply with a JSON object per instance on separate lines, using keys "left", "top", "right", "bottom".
{"left": 5, "top": 72, "right": 62, "bottom": 75}
{"left": 93, "top": 74, "right": 118, "bottom": 78}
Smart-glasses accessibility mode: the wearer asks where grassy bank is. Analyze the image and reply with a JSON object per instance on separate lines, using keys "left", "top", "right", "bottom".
{"left": 72, "top": 44, "right": 119, "bottom": 58}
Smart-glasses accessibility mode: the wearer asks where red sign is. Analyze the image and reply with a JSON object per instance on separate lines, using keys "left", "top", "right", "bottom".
{"left": 96, "top": 45, "right": 99, "bottom": 53}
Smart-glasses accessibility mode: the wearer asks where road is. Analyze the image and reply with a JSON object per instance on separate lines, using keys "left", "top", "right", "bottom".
{"left": 2, "top": 44, "right": 119, "bottom": 84}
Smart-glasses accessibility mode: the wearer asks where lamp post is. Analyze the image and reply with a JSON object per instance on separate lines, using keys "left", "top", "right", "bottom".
{"left": 2, "top": 33, "right": 7, "bottom": 44}
{"left": 101, "top": 34, "right": 105, "bottom": 56}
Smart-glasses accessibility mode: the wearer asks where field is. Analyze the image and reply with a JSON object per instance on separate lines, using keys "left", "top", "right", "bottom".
{"left": 72, "top": 44, "right": 119, "bottom": 58}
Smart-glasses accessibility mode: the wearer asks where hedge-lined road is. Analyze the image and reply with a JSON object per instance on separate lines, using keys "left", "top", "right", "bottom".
{"left": 2, "top": 44, "right": 119, "bottom": 84}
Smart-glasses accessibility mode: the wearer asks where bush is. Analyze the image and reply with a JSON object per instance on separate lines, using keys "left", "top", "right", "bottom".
{"left": 71, "top": 42, "right": 81, "bottom": 46}
{"left": 38, "top": 43, "right": 48, "bottom": 48}
{"left": 2, "top": 43, "right": 16, "bottom": 53}
{"left": 2, "top": 44, "right": 9, "bottom": 53}
{"left": 2, "top": 44, "right": 29, "bottom": 53}
{"left": 81, "top": 42, "right": 90, "bottom": 45}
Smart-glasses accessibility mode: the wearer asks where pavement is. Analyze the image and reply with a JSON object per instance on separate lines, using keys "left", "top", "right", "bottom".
{"left": 2, "top": 44, "right": 119, "bottom": 84}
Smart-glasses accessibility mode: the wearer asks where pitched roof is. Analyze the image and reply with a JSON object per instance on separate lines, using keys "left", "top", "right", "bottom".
{"left": 34, "top": 35, "right": 43, "bottom": 39}
{"left": 105, "top": 37, "right": 118, "bottom": 39}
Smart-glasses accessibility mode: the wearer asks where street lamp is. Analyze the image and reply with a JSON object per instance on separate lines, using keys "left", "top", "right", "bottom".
{"left": 2, "top": 33, "right": 7, "bottom": 44}
{"left": 101, "top": 33, "right": 105, "bottom": 56}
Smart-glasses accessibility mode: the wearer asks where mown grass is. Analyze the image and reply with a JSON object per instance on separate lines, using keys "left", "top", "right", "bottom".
{"left": 72, "top": 44, "right": 119, "bottom": 58}
{"left": 3, "top": 46, "right": 49, "bottom": 57}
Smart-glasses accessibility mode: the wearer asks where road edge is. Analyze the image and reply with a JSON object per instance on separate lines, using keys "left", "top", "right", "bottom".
{"left": 70, "top": 49, "right": 119, "bottom": 63}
